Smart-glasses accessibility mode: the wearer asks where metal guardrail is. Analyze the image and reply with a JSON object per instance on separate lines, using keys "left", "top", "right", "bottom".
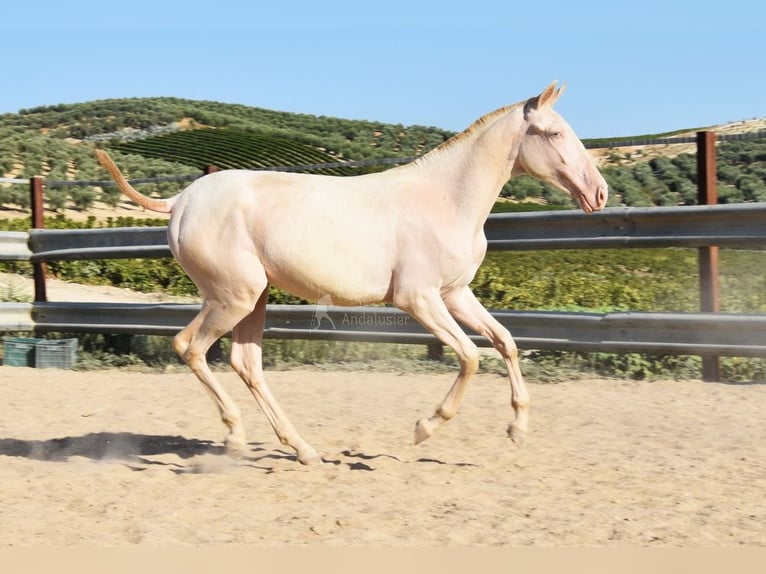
{"left": 27, "top": 227, "right": 171, "bottom": 261}
{"left": 2, "top": 203, "right": 765, "bottom": 358}
{"left": 0, "top": 303, "right": 34, "bottom": 332}
{"left": 484, "top": 203, "right": 766, "bottom": 250}
{"left": 0, "top": 232, "right": 33, "bottom": 261}
{"left": 1, "top": 203, "right": 762, "bottom": 263}
{"left": 14, "top": 302, "right": 764, "bottom": 357}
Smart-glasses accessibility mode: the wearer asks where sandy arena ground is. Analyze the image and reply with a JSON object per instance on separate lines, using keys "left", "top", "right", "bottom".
{"left": 1, "top": 271, "right": 765, "bottom": 547}
{"left": 0, "top": 364, "right": 764, "bottom": 547}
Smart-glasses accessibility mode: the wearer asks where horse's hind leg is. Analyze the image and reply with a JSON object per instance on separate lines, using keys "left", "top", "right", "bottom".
{"left": 230, "top": 289, "right": 321, "bottom": 465}
{"left": 174, "top": 299, "right": 256, "bottom": 455}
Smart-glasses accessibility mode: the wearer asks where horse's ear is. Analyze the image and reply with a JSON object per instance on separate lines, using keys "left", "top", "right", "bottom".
{"left": 524, "top": 81, "right": 567, "bottom": 118}
{"left": 538, "top": 81, "right": 566, "bottom": 108}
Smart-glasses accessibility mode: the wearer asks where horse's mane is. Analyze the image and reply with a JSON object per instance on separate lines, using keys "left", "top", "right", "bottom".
{"left": 411, "top": 99, "right": 527, "bottom": 166}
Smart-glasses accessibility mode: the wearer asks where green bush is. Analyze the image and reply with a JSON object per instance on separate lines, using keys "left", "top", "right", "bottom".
{"left": 471, "top": 249, "right": 701, "bottom": 313}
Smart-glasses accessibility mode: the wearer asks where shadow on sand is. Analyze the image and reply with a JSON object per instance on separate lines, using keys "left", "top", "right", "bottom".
{"left": 0, "top": 432, "right": 224, "bottom": 463}
{"left": 0, "top": 432, "right": 481, "bottom": 472}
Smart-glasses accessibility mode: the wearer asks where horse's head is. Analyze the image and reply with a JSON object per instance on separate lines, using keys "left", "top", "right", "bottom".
{"left": 513, "top": 82, "right": 608, "bottom": 213}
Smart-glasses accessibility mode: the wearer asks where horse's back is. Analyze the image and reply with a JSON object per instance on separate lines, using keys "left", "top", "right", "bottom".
{"left": 168, "top": 169, "right": 400, "bottom": 304}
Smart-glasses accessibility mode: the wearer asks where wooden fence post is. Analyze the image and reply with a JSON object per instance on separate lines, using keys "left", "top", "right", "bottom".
{"left": 30, "top": 176, "right": 47, "bottom": 303}
{"left": 427, "top": 342, "right": 444, "bottom": 361}
{"left": 696, "top": 131, "right": 721, "bottom": 382}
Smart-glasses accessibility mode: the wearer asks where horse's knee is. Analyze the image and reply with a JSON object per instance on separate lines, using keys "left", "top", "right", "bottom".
{"left": 461, "top": 346, "right": 480, "bottom": 376}
{"left": 495, "top": 331, "right": 518, "bottom": 360}
{"left": 172, "top": 333, "right": 190, "bottom": 359}
{"left": 176, "top": 340, "right": 209, "bottom": 369}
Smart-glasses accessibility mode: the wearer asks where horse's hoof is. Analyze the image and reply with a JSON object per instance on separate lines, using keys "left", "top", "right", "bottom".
{"left": 297, "top": 449, "right": 323, "bottom": 466}
{"left": 223, "top": 435, "right": 247, "bottom": 459}
{"left": 414, "top": 418, "right": 435, "bottom": 445}
{"left": 507, "top": 424, "right": 527, "bottom": 447}
{"left": 224, "top": 440, "right": 245, "bottom": 460}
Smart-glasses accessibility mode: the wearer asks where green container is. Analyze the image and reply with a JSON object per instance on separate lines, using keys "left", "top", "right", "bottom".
{"left": 3, "top": 337, "right": 45, "bottom": 367}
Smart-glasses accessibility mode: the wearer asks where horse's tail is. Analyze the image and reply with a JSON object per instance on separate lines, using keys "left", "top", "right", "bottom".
{"left": 95, "top": 149, "right": 178, "bottom": 213}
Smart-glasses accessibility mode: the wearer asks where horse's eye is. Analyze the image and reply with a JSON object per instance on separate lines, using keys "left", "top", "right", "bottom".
{"left": 551, "top": 131, "right": 563, "bottom": 139}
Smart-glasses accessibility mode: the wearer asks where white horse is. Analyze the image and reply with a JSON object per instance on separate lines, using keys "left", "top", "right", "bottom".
{"left": 96, "top": 81, "right": 608, "bottom": 465}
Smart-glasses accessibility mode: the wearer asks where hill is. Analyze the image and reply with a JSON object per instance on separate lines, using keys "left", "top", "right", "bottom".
{"left": 1, "top": 97, "right": 765, "bottom": 215}
{"left": 3, "top": 96, "right": 453, "bottom": 162}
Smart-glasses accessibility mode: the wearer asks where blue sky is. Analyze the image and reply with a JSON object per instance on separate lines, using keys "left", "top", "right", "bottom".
{"left": 2, "top": 1, "right": 764, "bottom": 139}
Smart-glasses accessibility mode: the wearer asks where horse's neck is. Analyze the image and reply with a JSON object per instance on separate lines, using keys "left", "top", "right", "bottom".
{"left": 410, "top": 108, "right": 523, "bottom": 226}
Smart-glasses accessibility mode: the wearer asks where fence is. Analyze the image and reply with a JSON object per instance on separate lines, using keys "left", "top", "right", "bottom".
{"left": 2, "top": 132, "right": 766, "bottom": 380}
{"left": 2, "top": 202, "right": 766, "bottom": 359}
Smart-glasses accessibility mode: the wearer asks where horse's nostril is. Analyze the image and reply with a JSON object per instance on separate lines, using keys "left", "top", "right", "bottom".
{"left": 597, "top": 184, "right": 608, "bottom": 207}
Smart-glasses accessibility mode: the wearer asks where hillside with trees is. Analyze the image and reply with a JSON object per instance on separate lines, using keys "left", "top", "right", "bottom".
{"left": 1, "top": 96, "right": 765, "bottom": 213}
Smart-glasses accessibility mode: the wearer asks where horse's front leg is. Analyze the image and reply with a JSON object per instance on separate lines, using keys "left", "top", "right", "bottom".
{"left": 395, "top": 288, "right": 481, "bottom": 444}
{"left": 445, "top": 287, "right": 530, "bottom": 445}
